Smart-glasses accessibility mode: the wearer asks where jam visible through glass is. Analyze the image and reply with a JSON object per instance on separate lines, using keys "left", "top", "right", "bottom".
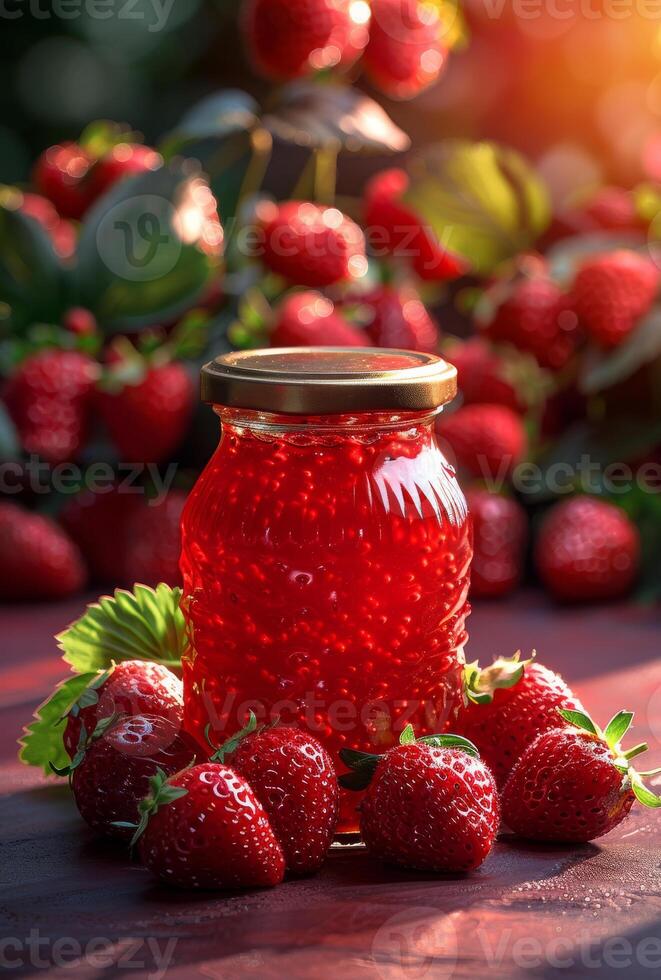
{"left": 181, "top": 409, "right": 472, "bottom": 832}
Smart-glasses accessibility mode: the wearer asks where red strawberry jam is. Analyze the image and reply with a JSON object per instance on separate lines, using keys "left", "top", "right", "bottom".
{"left": 181, "top": 349, "right": 472, "bottom": 832}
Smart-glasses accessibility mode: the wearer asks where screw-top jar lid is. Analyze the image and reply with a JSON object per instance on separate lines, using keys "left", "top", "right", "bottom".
{"left": 200, "top": 347, "right": 457, "bottom": 414}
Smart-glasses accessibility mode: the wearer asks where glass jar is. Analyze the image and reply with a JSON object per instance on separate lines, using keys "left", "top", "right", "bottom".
{"left": 180, "top": 348, "right": 472, "bottom": 832}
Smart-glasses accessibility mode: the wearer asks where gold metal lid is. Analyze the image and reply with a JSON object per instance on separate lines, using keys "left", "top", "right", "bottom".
{"left": 200, "top": 347, "right": 457, "bottom": 414}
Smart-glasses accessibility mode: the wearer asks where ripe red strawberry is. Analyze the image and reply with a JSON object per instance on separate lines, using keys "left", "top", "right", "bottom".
{"left": 454, "top": 653, "right": 585, "bottom": 788}
{"left": 0, "top": 502, "right": 86, "bottom": 601}
{"left": 213, "top": 719, "right": 339, "bottom": 874}
{"left": 137, "top": 763, "right": 286, "bottom": 888}
{"left": 501, "top": 707, "right": 661, "bottom": 842}
{"left": 438, "top": 404, "right": 526, "bottom": 480}
{"left": 363, "top": 0, "right": 447, "bottom": 100}
{"left": 63, "top": 660, "right": 184, "bottom": 759}
{"left": 121, "top": 490, "right": 187, "bottom": 588}
{"left": 59, "top": 486, "right": 142, "bottom": 586}
{"left": 358, "top": 285, "right": 440, "bottom": 352}
{"left": 97, "top": 356, "right": 194, "bottom": 465}
{"left": 4, "top": 349, "right": 98, "bottom": 465}
{"left": 571, "top": 250, "right": 659, "bottom": 349}
{"left": 85, "top": 143, "right": 161, "bottom": 202}
{"left": 257, "top": 201, "right": 367, "bottom": 288}
{"left": 535, "top": 497, "right": 640, "bottom": 603}
{"left": 554, "top": 187, "right": 645, "bottom": 239}
{"left": 364, "top": 168, "right": 467, "bottom": 282}
{"left": 445, "top": 338, "right": 525, "bottom": 413}
{"left": 340, "top": 726, "right": 498, "bottom": 872}
{"left": 478, "top": 258, "right": 578, "bottom": 371}
{"left": 63, "top": 307, "right": 97, "bottom": 337}
{"left": 272, "top": 291, "right": 369, "bottom": 347}
{"left": 466, "top": 488, "right": 528, "bottom": 599}
{"left": 63, "top": 714, "right": 197, "bottom": 840}
{"left": 33, "top": 141, "right": 94, "bottom": 219}
{"left": 19, "top": 192, "right": 77, "bottom": 260}
{"left": 243, "top": 0, "right": 369, "bottom": 81}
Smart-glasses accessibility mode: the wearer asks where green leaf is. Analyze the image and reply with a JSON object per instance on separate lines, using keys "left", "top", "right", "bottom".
{"left": 558, "top": 708, "right": 600, "bottom": 736}
{"left": 263, "top": 81, "right": 410, "bottom": 155}
{"left": 603, "top": 711, "right": 634, "bottom": 749}
{"left": 57, "top": 584, "right": 187, "bottom": 673}
{"left": 416, "top": 734, "right": 480, "bottom": 757}
{"left": 130, "top": 767, "right": 188, "bottom": 847}
{"left": 211, "top": 711, "right": 258, "bottom": 763}
{"left": 464, "top": 651, "right": 533, "bottom": 705}
{"left": 399, "top": 724, "right": 416, "bottom": 745}
{"left": 403, "top": 140, "right": 550, "bottom": 275}
{"left": 74, "top": 162, "right": 223, "bottom": 333}
{"left": 0, "top": 402, "right": 19, "bottom": 458}
{"left": 632, "top": 777, "right": 661, "bottom": 809}
{"left": 580, "top": 308, "right": 661, "bottom": 395}
{"left": 0, "top": 189, "right": 65, "bottom": 331}
{"left": 19, "top": 672, "right": 99, "bottom": 774}
{"left": 161, "top": 90, "right": 260, "bottom": 158}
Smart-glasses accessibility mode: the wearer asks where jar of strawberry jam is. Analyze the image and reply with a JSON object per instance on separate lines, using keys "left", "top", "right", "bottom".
{"left": 181, "top": 348, "right": 472, "bottom": 832}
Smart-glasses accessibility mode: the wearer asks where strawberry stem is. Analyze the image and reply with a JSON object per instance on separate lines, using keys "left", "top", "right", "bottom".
{"left": 623, "top": 742, "right": 649, "bottom": 762}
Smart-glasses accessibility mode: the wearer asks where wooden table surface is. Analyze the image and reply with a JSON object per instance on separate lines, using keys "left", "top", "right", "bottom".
{"left": 2, "top": 592, "right": 661, "bottom": 978}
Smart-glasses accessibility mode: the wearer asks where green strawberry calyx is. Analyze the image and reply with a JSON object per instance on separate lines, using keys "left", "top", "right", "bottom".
{"left": 463, "top": 650, "right": 536, "bottom": 706}
{"left": 113, "top": 767, "right": 189, "bottom": 849}
{"left": 338, "top": 723, "right": 480, "bottom": 792}
{"left": 558, "top": 707, "right": 661, "bottom": 809}
{"left": 58, "top": 666, "right": 115, "bottom": 725}
{"left": 207, "top": 710, "right": 259, "bottom": 763}
{"left": 49, "top": 711, "right": 122, "bottom": 780}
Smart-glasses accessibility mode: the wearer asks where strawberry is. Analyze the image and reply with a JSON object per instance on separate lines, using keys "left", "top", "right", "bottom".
{"left": 60, "top": 714, "right": 196, "bottom": 840}
{"left": 466, "top": 488, "right": 528, "bottom": 599}
{"left": 121, "top": 490, "right": 187, "bottom": 588}
{"left": 363, "top": 0, "right": 447, "bottom": 100}
{"left": 63, "top": 307, "right": 98, "bottom": 337}
{"left": 85, "top": 143, "right": 161, "bottom": 202}
{"left": 63, "top": 660, "right": 184, "bottom": 759}
{"left": 272, "top": 291, "right": 370, "bottom": 347}
{"left": 364, "top": 168, "right": 467, "bottom": 282}
{"left": 243, "top": 0, "right": 369, "bottom": 81}
{"left": 257, "top": 201, "right": 367, "bottom": 288}
{"left": 438, "top": 403, "right": 526, "bottom": 481}
{"left": 18, "top": 192, "right": 77, "bottom": 260}
{"left": 571, "top": 250, "right": 659, "bottom": 349}
{"left": 136, "top": 763, "right": 286, "bottom": 889}
{"left": 478, "top": 257, "right": 578, "bottom": 371}
{"left": 96, "top": 350, "right": 194, "bottom": 465}
{"left": 357, "top": 285, "right": 440, "bottom": 352}
{"left": 501, "top": 707, "right": 661, "bottom": 842}
{"left": 340, "top": 725, "right": 498, "bottom": 873}
{"left": 4, "top": 349, "right": 98, "bottom": 465}
{"left": 212, "top": 717, "right": 339, "bottom": 874}
{"left": 59, "top": 486, "right": 142, "bottom": 586}
{"left": 0, "top": 502, "right": 86, "bottom": 601}
{"left": 554, "top": 187, "right": 646, "bottom": 239}
{"left": 445, "top": 338, "right": 525, "bottom": 413}
{"left": 33, "top": 141, "right": 95, "bottom": 219}
{"left": 455, "top": 653, "right": 585, "bottom": 788}
{"left": 535, "top": 497, "right": 640, "bottom": 603}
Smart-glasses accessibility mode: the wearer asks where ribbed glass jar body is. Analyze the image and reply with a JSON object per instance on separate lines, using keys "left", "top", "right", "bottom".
{"left": 181, "top": 408, "right": 472, "bottom": 832}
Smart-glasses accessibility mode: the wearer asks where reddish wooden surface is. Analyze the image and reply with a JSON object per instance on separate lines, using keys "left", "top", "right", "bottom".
{"left": 2, "top": 592, "right": 661, "bottom": 978}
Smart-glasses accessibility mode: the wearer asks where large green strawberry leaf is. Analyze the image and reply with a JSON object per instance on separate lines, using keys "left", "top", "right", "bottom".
{"left": 161, "top": 90, "right": 260, "bottom": 159}
{"left": 263, "top": 81, "right": 410, "bottom": 154}
{"left": 403, "top": 140, "right": 551, "bottom": 275}
{"left": 74, "top": 162, "right": 223, "bottom": 333}
{"left": 19, "top": 672, "right": 99, "bottom": 775}
{"left": 57, "top": 584, "right": 188, "bottom": 673}
{"left": 579, "top": 308, "right": 661, "bottom": 394}
{"left": 0, "top": 189, "right": 66, "bottom": 331}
